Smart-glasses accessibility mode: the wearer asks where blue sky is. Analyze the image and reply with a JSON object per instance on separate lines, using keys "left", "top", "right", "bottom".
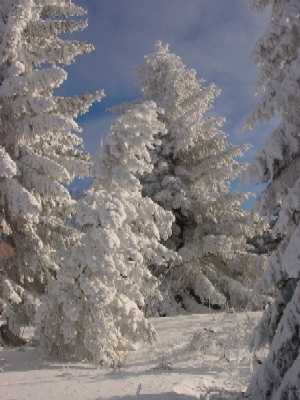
{"left": 64, "top": 1, "right": 271, "bottom": 203}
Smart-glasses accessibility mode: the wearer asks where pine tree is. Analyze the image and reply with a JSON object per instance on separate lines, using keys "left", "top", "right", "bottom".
{"left": 37, "top": 101, "right": 177, "bottom": 365}
{"left": 245, "top": 1, "right": 300, "bottom": 399}
{"left": 138, "top": 42, "right": 267, "bottom": 315}
{"left": 0, "top": 0, "right": 103, "bottom": 336}
{"left": 0, "top": 147, "right": 16, "bottom": 259}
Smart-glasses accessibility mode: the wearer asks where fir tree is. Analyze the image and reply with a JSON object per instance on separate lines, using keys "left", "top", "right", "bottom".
{"left": 0, "top": 147, "right": 16, "bottom": 259}
{"left": 37, "top": 101, "right": 177, "bottom": 365}
{"left": 0, "top": 0, "right": 103, "bottom": 336}
{"left": 246, "top": 1, "right": 300, "bottom": 399}
{"left": 138, "top": 42, "right": 266, "bottom": 315}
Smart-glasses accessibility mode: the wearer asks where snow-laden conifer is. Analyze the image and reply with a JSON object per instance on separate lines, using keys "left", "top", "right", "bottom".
{"left": 245, "top": 1, "right": 300, "bottom": 399}
{"left": 138, "top": 43, "right": 266, "bottom": 315}
{"left": 37, "top": 101, "right": 177, "bottom": 365}
{"left": 0, "top": 147, "right": 17, "bottom": 259}
{"left": 0, "top": 0, "right": 103, "bottom": 336}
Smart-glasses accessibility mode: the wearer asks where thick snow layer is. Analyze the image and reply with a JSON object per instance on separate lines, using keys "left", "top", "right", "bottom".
{"left": 0, "top": 312, "right": 260, "bottom": 400}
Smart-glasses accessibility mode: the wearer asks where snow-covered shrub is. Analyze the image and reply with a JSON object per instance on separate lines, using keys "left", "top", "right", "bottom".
{"left": 38, "top": 101, "right": 178, "bottom": 365}
{"left": 138, "top": 42, "right": 267, "bottom": 314}
{"left": 245, "top": 1, "right": 300, "bottom": 399}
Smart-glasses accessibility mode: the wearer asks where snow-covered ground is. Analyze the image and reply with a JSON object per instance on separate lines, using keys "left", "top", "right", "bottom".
{"left": 0, "top": 312, "right": 260, "bottom": 400}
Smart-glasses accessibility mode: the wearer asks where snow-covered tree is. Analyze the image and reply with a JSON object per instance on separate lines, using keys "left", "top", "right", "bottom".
{"left": 138, "top": 42, "right": 267, "bottom": 315}
{"left": 0, "top": 0, "right": 103, "bottom": 337}
{"left": 0, "top": 147, "right": 16, "bottom": 260}
{"left": 37, "top": 101, "right": 177, "bottom": 365}
{"left": 245, "top": 1, "right": 300, "bottom": 399}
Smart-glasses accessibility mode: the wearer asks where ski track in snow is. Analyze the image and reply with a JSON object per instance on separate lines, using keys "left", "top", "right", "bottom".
{"left": 0, "top": 312, "right": 260, "bottom": 400}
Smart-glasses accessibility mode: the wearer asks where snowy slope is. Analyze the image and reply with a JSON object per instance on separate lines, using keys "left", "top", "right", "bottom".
{"left": 0, "top": 312, "right": 260, "bottom": 400}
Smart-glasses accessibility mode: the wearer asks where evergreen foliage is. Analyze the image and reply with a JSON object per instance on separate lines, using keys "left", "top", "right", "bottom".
{"left": 38, "top": 101, "right": 177, "bottom": 364}
{"left": 138, "top": 43, "right": 267, "bottom": 315}
{"left": 0, "top": 0, "right": 103, "bottom": 336}
{"left": 246, "top": 1, "right": 300, "bottom": 398}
